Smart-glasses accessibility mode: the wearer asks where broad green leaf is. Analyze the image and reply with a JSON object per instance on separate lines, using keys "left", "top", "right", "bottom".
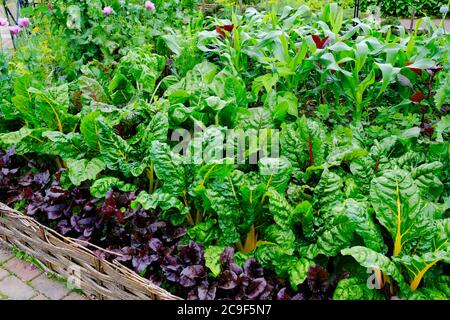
{"left": 293, "top": 201, "right": 315, "bottom": 239}
{"left": 80, "top": 111, "right": 101, "bottom": 151}
{"left": 313, "top": 169, "right": 343, "bottom": 211}
{"left": 197, "top": 171, "right": 245, "bottom": 246}
{"left": 0, "top": 127, "right": 33, "bottom": 145}
{"left": 326, "top": 145, "right": 368, "bottom": 165}
{"left": 272, "top": 91, "right": 298, "bottom": 120}
{"left": 303, "top": 214, "right": 354, "bottom": 259}
{"left": 66, "top": 158, "right": 105, "bottom": 186}
{"left": 222, "top": 77, "right": 248, "bottom": 108}
{"left": 90, "top": 177, "right": 137, "bottom": 198}
{"left": 11, "top": 95, "right": 35, "bottom": 126}
{"left": 78, "top": 76, "right": 109, "bottom": 103}
{"left": 29, "top": 84, "right": 70, "bottom": 132}
{"left": 341, "top": 246, "right": 407, "bottom": 291}
{"left": 259, "top": 157, "right": 293, "bottom": 195}
{"left": 280, "top": 117, "right": 326, "bottom": 175}
{"left": 350, "top": 156, "right": 375, "bottom": 196}
{"left": 187, "top": 220, "right": 218, "bottom": 245}
{"left": 288, "top": 258, "right": 315, "bottom": 289}
{"left": 97, "top": 118, "right": 131, "bottom": 171}
{"left": 132, "top": 190, "right": 189, "bottom": 225}
{"left": 337, "top": 199, "right": 387, "bottom": 253}
{"left": 252, "top": 73, "right": 278, "bottom": 96}
{"left": 395, "top": 219, "right": 450, "bottom": 291}
{"left": 434, "top": 115, "right": 450, "bottom": 143}
{"left": 333, "top": 278, "right": 385, "bottom": 300}
{"left": 204, "top": 246, "right": 225, "bottom": 277}
{"left": 370, "top": 168, "right": 427, "bottom": 256}
{"left": 41, "top": 131, "right": 85, "bottom": 159}
{"left": 267, "top": 189, "right": 294, "bottom": 230}
{"left": 141, "top": 112, "right": 169, "bottom": 147}
{"left": 150, "top": 141, "right": 186, "bottom": 195}
{"left": 402, "top": 59, "right": 436, "bottom": 70}
{"left": 412, "top": 162, "right": 444, "bottom": 201}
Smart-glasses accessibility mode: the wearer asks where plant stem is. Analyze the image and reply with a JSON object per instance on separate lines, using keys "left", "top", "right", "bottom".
{"left": 146, "top": 164, "right": 154, "bottom": 194}
{"left": 55, "top": 158, "right": 63, "bottom": 169}
{"left": 186, "top": 213, "right": 195, "bottom": 226}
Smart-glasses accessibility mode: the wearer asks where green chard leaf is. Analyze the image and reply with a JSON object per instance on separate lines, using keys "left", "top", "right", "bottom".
{"left": 333, "top": 278, "right": 385, "bottom": 300}
{"left": 66, "top": 158, "right": 105, "bottom": 186}
{"left": 341, "top": 246, "right": 408, "bottom": 291}
{"left": 90, "top": 177, "right": 137, "bottom": 198}
{"left": 370, "top": 168, "right": 427, "bottom": 256}
{"left": 204, "top": 245, "right": 225, "bottom": 277}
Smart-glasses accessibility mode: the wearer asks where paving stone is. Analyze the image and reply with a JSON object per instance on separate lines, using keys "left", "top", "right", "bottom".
{"left": 30, "top": 274, "right": 70, "bottom": 300}
{"left": 31, "top": 294, "right": 49, "bottom": 300}
{"left": 0, "top": 268, "right": 9, "bottom": 280}
{"left": 63, "top": 292, "right": 87, "bottom": 300}
{"left": 0, "top": 247, "right": 13, "bottom": 263}
{"left": 0, "top": 276, "right": 36, "bottom": 300}
{"left": 4, "top": 257, "right": 42, "bottom": 281}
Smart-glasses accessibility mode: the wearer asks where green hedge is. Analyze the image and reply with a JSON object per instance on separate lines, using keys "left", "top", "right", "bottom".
{"left": 361, "top": 0, "right": 448, "bottom": 17}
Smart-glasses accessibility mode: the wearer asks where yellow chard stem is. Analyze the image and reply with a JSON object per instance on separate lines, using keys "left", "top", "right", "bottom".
{"left": 186, "top": 213, "right": 195, "bottom": 226}
{"left": 146, "top": 163, "right": 154, "bottom": 194}
{"left": 55, "top": 158, "right": 63, "bottom": 169}
{"left": 393, "top": 182, "right": 403, "bottom": 256}
{"left": 410, "top": 260, "right": 441, "bottom": 291}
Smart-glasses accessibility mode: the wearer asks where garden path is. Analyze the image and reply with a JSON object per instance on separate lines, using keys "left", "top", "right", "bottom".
{"left": 0, "top": 245, "right": 86, "bottom": 300}
{"left": 399, "top": 19, "right": 450, "bottom": 32}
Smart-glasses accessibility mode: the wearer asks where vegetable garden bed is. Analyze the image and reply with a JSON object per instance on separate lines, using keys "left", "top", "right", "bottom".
{"left": 0, "top": 0, "right": 449, "bottom": 300}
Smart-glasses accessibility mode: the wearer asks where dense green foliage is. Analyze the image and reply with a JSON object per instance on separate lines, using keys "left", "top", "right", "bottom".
{"left": 0, "top": 1, "right": 449, "bottom": 300}
{"left": 361, "top": 0, "right": 448, "bottom": 17}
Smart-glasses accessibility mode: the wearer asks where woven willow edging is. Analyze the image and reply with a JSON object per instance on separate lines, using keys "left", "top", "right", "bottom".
{"left": 0, "top": 202, "right": 181, "bottom": 300}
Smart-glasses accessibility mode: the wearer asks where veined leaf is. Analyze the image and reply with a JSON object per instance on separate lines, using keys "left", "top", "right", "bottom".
{"left": 204, "top": 245, "right": 225, "bottom": 277}
{"left": 259, "top": 157, "right": 293, "bottom": 195}
{"left": 341, "top": 246, "right": 407, "bottom": 291}
{"left": 0, "top": 127, "right": 34, "bottom": 145}
{"left": 333, "top": 277, "right": 384, "bottom": 300}
{"left": 132, "top": 190, "right": 189, "bottom": 225}
{"left": 97, "top": 119, "right": 132, "bottom": 171}
{"left": 303, "top": 214, "right": 354, "bottom": 259}
{"left": 90, "top": 177, "right": 137, "bottom": 198}
{"left": 267, "top": 188, "right": 294, "bottom": 230}
{"left": 287, "top": 258, "right": 315, "bottom": 289}
{"left": 412, "top": 162, "right": 444, "bottom": 201}
{"left": 395, "top": 219, "right": 450, "bottom": 291}
{"left": 80, "top": 111, "right": 101, "bottom": 151}
{"left": 370, "top": 168, "right": 427, "bottom": 256}
{"left": 313, "top": 169, "right": 343, "bottom": 211}
{"left": 66, "top": 158, "right": 105, "bottom": 186}
{"left": 150, "top": 141, "right": 186, "bottom": 195}
{"left": 337, "top": 199, "right": 387, "bottom": 253}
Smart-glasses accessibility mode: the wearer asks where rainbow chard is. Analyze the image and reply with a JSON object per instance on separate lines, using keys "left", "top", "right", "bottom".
{"left": 343, "top": 168, "right": 449, "bottom": 296}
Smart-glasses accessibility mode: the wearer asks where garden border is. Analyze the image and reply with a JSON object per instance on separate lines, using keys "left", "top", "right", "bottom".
{"left": 0, "top": 202, "right": 181, "bottom": 300}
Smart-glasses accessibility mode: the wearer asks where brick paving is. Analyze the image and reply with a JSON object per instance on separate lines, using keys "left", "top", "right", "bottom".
{"left": 0, "top": 245, "right": 86, "bottom": 300}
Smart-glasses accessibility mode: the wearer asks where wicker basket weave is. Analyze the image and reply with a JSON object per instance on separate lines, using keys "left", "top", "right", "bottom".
{"left": 0, "top": 202, "right": 181, "bottom": 300}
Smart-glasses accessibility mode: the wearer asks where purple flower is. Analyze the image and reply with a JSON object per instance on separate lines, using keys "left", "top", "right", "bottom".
{"left": 0, "top": 18, "right": 8, "bottom": 27}
{"left": 103, "top": 6, "right": 113, "bottom": 16}
{"left": 18, "top": 18, "right": 30, "bottom": 28}
{"left": 145, "top": 1, "right": 155, "bottom": 11}
{"left": 9, "top": 26, "right": 22, "bottom": 35}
